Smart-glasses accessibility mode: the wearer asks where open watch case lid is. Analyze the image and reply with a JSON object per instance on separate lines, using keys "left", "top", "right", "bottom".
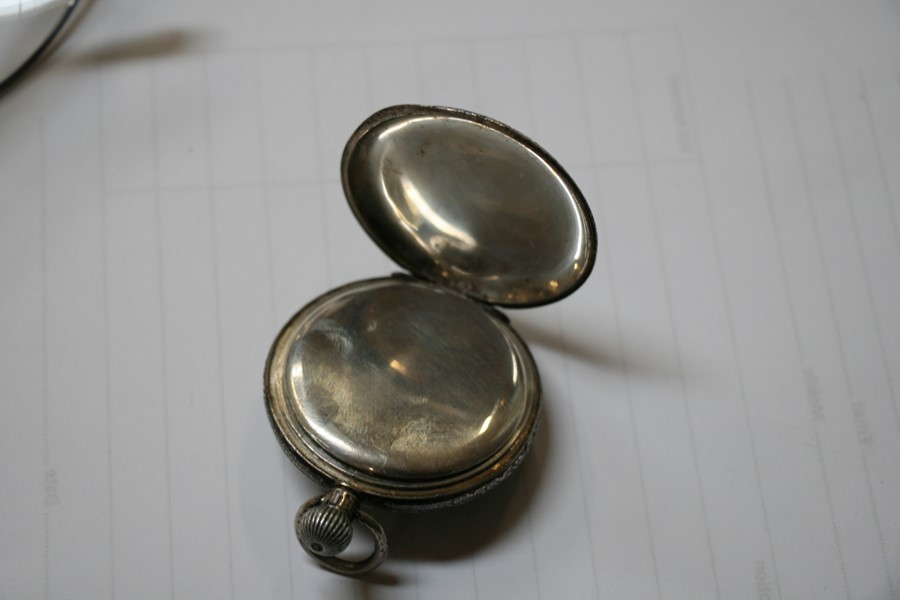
{"left": 267, "top": 105, "right": 597, "bottom": 576}
{"left": 341, "top": 105, "right": 597, "bottom": 307}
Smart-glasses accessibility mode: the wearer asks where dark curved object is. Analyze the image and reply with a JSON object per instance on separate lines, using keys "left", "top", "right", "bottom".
{"left": 0, "top": 0, "right": 82, "bottom": 96}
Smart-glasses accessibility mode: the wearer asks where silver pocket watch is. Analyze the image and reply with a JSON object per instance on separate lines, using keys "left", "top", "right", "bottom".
{"left": 265, "top": 105, "right": 596, "bottom": 575}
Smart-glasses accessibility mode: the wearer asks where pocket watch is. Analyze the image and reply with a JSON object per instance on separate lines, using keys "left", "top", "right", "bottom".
{"left": 264, "top": 105, "right": 596, "bottom": 575}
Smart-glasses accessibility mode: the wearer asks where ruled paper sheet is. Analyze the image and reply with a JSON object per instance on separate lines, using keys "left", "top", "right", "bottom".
{"left": 1, "top": 2, "right": 899, "bottom": 599}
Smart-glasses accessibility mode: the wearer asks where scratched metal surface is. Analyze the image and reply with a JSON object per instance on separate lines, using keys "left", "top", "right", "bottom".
{"left": 1, "top": 1, "right": 899, "bottom": 599}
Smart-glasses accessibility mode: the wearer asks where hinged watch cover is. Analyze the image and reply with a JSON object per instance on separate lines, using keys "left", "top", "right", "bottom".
{"left": 265, "top": 105, "right": 596, "bottom": 575}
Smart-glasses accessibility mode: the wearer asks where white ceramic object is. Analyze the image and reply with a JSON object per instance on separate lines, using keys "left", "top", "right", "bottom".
{"left": 0, "top": 0, "right": 72, "bottom": 88}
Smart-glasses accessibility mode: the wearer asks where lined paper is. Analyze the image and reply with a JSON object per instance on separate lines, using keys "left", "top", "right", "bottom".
{"left": 1, "top": 3, "right": 899, "bottom": 599}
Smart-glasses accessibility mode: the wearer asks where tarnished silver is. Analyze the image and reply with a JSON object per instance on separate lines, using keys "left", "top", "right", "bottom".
{"left": 265, "top": 105, "right": 596, "bottom": 576}
{"left": 342, "top": 105, "right": 595, "bottom": 307}
{"left": 295, "top": 487, "right": 387, "bottom": 576}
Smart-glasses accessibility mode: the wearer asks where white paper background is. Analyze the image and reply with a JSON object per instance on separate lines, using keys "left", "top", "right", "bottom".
{"left": 1, "top": 1, "right": 899, "bottom": 599}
